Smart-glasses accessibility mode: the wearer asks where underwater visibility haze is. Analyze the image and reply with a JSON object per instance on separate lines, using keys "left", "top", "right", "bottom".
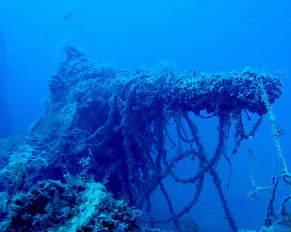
{"left": 0, "top": 1, "right": 291, "bottom": 231}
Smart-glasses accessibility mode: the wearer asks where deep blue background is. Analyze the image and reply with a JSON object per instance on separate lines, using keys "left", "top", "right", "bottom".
{"left": 0, "top": 0, "right": 290, "bottom": 231}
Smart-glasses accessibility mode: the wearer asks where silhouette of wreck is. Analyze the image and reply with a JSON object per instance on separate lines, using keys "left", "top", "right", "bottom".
{"left": 0, "top": 46, "right": 289, "bottom": 232}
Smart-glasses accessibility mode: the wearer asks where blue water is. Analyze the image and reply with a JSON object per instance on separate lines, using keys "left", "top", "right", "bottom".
{"left": 0, "top": 0, "right": 290, "bottom": 231}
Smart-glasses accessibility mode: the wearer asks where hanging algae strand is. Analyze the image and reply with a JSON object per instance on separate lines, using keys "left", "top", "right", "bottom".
{"left": 260, "top": 84, "right": 289, "bottom": 177}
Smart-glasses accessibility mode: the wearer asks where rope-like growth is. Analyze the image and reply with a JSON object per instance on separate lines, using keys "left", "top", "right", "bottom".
{"left": 260, "top": 87, "right": 289, "bottom": 176}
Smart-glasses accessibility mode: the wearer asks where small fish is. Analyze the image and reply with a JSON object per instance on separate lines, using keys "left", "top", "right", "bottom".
{"left": 63, "top": 13, "right": 73, "bottom": 20}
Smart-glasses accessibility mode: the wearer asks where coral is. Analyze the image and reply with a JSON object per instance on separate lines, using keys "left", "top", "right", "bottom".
{"left": 0, "top": 142, "right": 48, "bottom": 192}
{"left": 0, "top": 179, "right": 143, "bottom": 232}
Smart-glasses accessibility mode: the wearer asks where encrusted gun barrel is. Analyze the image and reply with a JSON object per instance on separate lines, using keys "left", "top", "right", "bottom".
{"left": 163, "top": 68, "right": 281, "bottom": 116}
{"left": 49, "top": 46, "right": 281, "bottom": 118}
